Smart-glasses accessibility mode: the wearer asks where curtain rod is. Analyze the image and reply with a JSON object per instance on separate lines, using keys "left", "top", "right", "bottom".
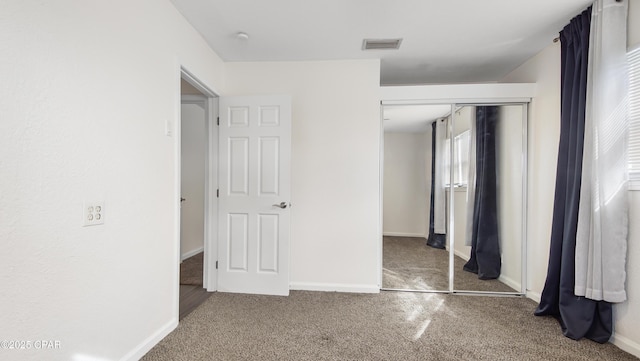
{"left": 553, "top": 0, "right": 624, "bottom": 43}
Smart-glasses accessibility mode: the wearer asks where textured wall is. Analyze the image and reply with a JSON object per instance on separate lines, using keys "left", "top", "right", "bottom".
{"left": 0, "top": 0, "right": 225, "bottom": 360}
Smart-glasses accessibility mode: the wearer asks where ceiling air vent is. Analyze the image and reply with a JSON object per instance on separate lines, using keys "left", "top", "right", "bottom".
{"left": 362, "top": 38, "right": 403, "bottom": 50}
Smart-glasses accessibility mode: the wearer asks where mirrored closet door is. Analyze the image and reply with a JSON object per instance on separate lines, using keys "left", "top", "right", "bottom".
{"left": 381, "top": 101, "right": 527, "bottom": 296}
{"left": 450, "top": 104, "right": 527, "bottom": 295}
{"left": 381, "top": 104, "right": 452, "bottom": 292}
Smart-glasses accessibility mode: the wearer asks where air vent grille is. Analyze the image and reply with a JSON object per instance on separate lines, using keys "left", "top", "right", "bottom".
{"left": 362, "top": 38, "right": 403, "bottom": 50}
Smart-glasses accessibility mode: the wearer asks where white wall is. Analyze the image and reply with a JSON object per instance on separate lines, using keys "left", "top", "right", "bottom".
{"left": 496, "top": 105, "right": 524, "bottom": 291}
{"left": 616, "top": 191, "right": 640, "bottom": 355}
{"left": 224, "top": 60, "right": 382, "bottom": 292}
{"left": 630, "top": 0, "right": 640, "bottom": 50}
{"left": 453, "top": 106, "right": 472, "bottom": 137}
{"left": 501, "top": 43, "right": 561, "bottom": 299}
{"left": 0, "top": 1, "right": 225, "bottom": 360}
{"left": 180, "top": 102, "right": 206, "bottom": 259}
{"left": 451, "top": 189, "right": 469, "bottom": 259}
{"left": 613, "top": 1, "right": 640, "bottom": 355}
{"left": 383, "top": 131, "right": 430, "bottom": 238}
{"left": 501, "top": 3, "right": 640, "bottom": 355}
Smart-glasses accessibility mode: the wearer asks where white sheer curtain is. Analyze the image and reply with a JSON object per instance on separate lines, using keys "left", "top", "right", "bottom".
{"left": 465, "top": 111, "right": 476, "bottom": 246}
{"left": 434, "top": 119, "right": 447, "bottom": 235}
{"left": 575, "top": 0, "right": 629, "bottom": 303}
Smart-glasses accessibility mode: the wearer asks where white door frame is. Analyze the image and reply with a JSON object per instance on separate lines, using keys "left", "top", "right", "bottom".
{"left": 180, "top": 94, "right": 208, "bottom": 262}
{"left": 178, "top": 67, "right": 219, "bottom": 297}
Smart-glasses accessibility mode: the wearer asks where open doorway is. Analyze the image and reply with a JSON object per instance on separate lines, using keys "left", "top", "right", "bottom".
{"left": 178, "top": 70, "right": 218, "bottom": 319}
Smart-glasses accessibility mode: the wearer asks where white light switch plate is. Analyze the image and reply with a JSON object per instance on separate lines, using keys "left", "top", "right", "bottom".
{"left": 83, "top": 201, "right": 105, "bottom": 226}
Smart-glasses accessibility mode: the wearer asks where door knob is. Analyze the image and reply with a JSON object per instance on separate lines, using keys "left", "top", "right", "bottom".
{"left": 272, "top": 202, "right": 288, "bottom": 209}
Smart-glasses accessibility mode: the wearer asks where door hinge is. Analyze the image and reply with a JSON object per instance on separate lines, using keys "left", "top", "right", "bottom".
{"left": 217, "top": 189, "right": 219, "bottom": 198}
{"left": 215, "top": 261, "right": 218, "bottom": 269}
{"left": 217, "top": 117, "right": 219, "bottom": 126}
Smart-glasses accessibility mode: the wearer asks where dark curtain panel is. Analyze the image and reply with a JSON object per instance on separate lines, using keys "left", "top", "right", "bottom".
{"left": 427, "top": 121, "right": 446, "bottom": 249}
{"left": 534, "top": 6, "right": 613, "bottom": 343}
{"left": 463, "top": 106, "right": 501, "bottom": 279}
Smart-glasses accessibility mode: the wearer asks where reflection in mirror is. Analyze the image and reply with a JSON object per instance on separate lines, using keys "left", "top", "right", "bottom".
{"left": 451, "top": 105, "right": 525, "bottom": 293}
{"left": 381, "top": 104, "right": 452, "bottom": 291}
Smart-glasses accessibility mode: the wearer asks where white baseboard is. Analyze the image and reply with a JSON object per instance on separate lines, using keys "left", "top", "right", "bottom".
{"left": 526, "top": 290, "right": 541, "bottom": 303}
{"left": 121, "top": 317, "right": 178, "bottom": 361}
{"left": 181, "top": 246, "right": 204, "bottom": 261}
{"left": 290, "top": 282, "right": 380, "bottom": 294}
{"left": 383, "top": 232, "right": 426, "bottom": 238}
{"left": 611, "top": 333, "right": 640, "bottom": 358}
{"left": 453, "top": 250, "right": 522, "bottom": 292}
{"left": 498, "top": 274, "right": 521, "bottom": 292}
{"left": 454, "top": 249, "right": 470, "bottom": 261}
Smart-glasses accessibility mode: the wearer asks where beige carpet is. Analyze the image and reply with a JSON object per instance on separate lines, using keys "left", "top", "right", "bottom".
{"left": 146, "top": 241, "right": 637, "bottom": 360}
{"left": 180, "top": 252, "right": 203, "bottom": 286}
{"left": 142, "top": 290, "right": 637, "bottom": 361}
{"left": 383, "top": 236, "right": 516, "bottom": 293}
{"left": 383, "top": 236, "right": 449, "bottom": 290}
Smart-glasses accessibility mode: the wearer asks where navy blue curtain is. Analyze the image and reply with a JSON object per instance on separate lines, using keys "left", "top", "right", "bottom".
{"left": 534, "top": 6, "right": 613, "bottom": 343}
{"left": 427, "top": 121, "right": 446, "bottom": 249}
{"left": 463, "top": 106, "right": 501, "bottom": 279}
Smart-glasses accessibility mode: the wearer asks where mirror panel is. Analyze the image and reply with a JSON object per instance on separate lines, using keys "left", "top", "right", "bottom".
{"left": 452, "top": 105, "right": 525, "bottom": 293}
{"left": 381, "top": 102, "right": 527, "bottom": 295}
{"left": 382, "top": 104, "right": 452, "bottom": 291}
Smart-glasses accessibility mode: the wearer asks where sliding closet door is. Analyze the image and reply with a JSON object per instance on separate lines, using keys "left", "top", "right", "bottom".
{"left": 380, "top": 101, "right": 528, "bottom": 295}
{"left": 381, "top": 104, "right": 452, "bottom": 292}
{"left": 452, "top": 104, "right": 526, "bottom": 294}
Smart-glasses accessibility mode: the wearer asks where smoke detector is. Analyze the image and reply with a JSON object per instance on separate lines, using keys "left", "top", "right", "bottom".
{"left": 362, "top": 38, "right": 403, "bottom": 50}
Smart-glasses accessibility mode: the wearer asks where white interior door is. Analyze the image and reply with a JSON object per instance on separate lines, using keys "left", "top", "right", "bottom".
{"left": 218, "top": 95, "right": 291, "bottom": 296}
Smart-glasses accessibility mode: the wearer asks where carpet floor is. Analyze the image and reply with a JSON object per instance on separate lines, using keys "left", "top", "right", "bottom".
{"left": 180, "top": 252, "right": 203, "bottom": 286}
{"left": 146, "top": 240, "right": 637, "bottom": 360}
{"left": 142, "top": 290, "right": 637, "bottom": 361}
{"left": 383, "top": 236, "right": 516, "bottom": 293}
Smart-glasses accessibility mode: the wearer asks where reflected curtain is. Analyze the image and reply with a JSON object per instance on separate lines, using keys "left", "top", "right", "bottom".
{"left": 427, "top": 120, "right": 446, "bottom": 249}
{"left": 463, "top": 106, "right": 501, "bottom": 279}
{"left": 534, "top": 6, "right": 614, "bottom": 343}
{"left": 465, "top": 110, "right": 477, "bottom": 247}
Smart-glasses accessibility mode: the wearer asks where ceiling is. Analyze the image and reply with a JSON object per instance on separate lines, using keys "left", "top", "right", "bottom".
{"left": 170, "top": 0, "right": 592, "bottom": 85}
